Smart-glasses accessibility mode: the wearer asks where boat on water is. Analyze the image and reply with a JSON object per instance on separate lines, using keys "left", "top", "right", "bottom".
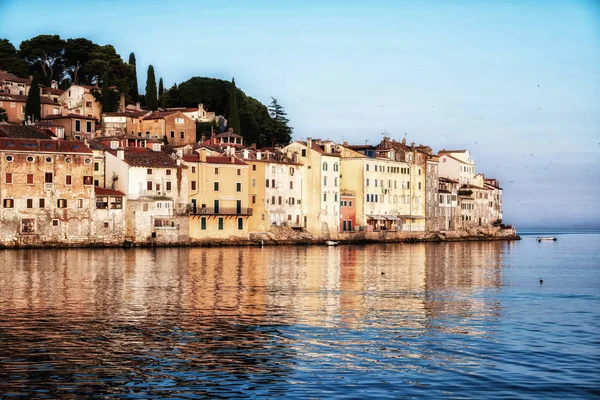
{"left": 537, "top": 237, "right": 557, "bottom": 242}
{"left": 325, "top": 240, "right": 339, "bottom": 246}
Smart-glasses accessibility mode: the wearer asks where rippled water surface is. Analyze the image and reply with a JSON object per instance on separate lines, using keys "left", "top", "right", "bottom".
{"left": 1, "top": 234, "right": 599, "bottom": 398}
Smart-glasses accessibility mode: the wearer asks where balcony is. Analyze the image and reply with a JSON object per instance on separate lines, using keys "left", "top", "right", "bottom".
{"left": 190, "top": 206, "right": 253, "bottom": 216}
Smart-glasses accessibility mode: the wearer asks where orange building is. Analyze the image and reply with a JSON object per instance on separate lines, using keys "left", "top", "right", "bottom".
{"left": 127, "top": 110, "right": 196, "bottom": 146}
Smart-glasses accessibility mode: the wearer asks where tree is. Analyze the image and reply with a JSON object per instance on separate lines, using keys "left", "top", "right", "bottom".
{"left": 86, "top": 45, "right": 132, "bottom": 93}
{"left": 165, "top": 83, "right": 182, "bottom": 108}
{"left": 0, "top": 108, "right": 8, "bottom": 122}
{"left": 0, "top": 39, "right": 29, "bottom": 76}
{"left": 145, "top": 65, "right": 158, "bottom": 110}
{"left": 64, "top": 38, "right": 96, "bottom": 84}
{"left": 266, "top": 98, "right": 293, "bottom": 146}
{"left": 129, "top": 52, "right": 139, "bottom": 102}
{"left": 24, "top": 76, "right": 41, "bottom": 122}
{"left": 101, "top": 74, "right": 113, "bottom": 112}
{"left": 228, "top": 77, "right": 241, "bottom": 135}
{"left": 158, "top": 77, "right": 165, "bottom": 109}
{"left": 162, "top": 135, "right": 169, "bottom": 146}
{"left": 19, "top": 35, "right": 66, "bottom": 84}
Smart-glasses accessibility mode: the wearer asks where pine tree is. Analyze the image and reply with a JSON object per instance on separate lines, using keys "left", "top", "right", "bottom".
{"left": 145, "top": 65, "right": 158, "bottom": 110}
{"left": 228, "top": 77, "right": 241, "bottom": 135}
{"left": 158, "top": 77, "right": 165, "bottom": 109}
{"left": 268, "top": 97, "right": 293, "bottom": 146}
{"left": 24, "top": 76, "right": 41, "bottom": 123}
{"left": 129, "top": 52, "right": 139, "bottom": 103}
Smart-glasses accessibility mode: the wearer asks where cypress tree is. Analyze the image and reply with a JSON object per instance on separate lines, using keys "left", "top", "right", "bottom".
{"left": 24, "top": 76, "right": 41, "bottom": 123}
{"left": 129, "top": 52, "right": 139, "bottom": 102}
{"left": 145, "top": 65, "right": 158, "bottom": 110}
{"left": 158, "top": 77, "right": 165, "bottom": 109}
{"left": 101, "top": 74, "right": 113, "bottom": 112}
{"left": 228, "top": 77, "right": 241, "bottom": 135}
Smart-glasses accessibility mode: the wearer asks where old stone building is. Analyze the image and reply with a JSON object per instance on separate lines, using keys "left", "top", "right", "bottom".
{"left": 127, "top": 110, "right": 196, "bottom": 146}
{"left": 0, "top": 138, "right": 96, "bottom": 246}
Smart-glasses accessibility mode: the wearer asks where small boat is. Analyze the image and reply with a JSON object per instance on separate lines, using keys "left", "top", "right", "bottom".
{"left": 325, "top": 240, "right": 339, "bottom": 246}
{"left": 537, "top": 237, "right": 557, "bottom": 242}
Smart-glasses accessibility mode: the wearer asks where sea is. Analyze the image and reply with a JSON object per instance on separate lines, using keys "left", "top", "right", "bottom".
{"left": 0, "top": 232, "right": 598, "bottom": 398}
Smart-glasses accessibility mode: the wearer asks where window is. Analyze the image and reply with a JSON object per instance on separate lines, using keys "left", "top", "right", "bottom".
{"left": 180, "top": 132, "right": 184, "bottom": 139}
{"left": 218, "top": 217, "right": 224, "bottom": 230}
{"left": 418, "top": 182, "right": 421, "bottom": 190}
{"left": 21, "top": 218, "right": 35, "bottom": 233}
{"left": 266, "top": 179, "right": 269, "bottom": 188}
{"left": 3, "top": 198, "right": 14, "bottom": 208}
{"left": 147, "top": 168, "right": 152, "bottom": 175}
{"left": 301, "top": 149, "right": 306, "bottom": 157}
{"left": 175, "top": 118, "right": 184, "bottom": 124}
{"left": 252, "top": 194, "right": 256, "bottom": 204}
{"left": 96, "top": 196, "right": 109, "bottom": 209}
{"left": 252, "top": 178, "right": 256, "bottom": 187}
{"left": 83, "top": 176, "right": 93, "bottom": 185}
{"left": 323, "top": 162, "right": 328, "bottom": 171}
{"left": 77, "top": 199, "right": 84, "bottom": 208}
{"left": 290, "top": 181, "right": 293, "bottom": 189}
{"left": 334, "top": 178, "right": 338, "bottom": 187}
{"left": 166, "top": 181, "right": 172, "bottom": 191}
{"left": 349, "top": 201, "right": 352, "bottom": 206}
{"left": 323, "top": 193, "right": 327, "bottom": 201}
{"left": 147, "top": 181, "right": 153, "bottom": 190}
{"left": 237, "top": 169, "right": 241, "bottom": 176}
{"left": 252, "top": 165, "right": 256, "bottom": 171}
{"left": 334, "top": 193, "right": 338, "bottom": 202}
{"left": 214, "top": 181, "right": 219, "bottom": 191}
{"left": 57, "top": 199, "right": 67, "bottom": 208}
{"left": 366, "top": 164, "right": 370, "bottom": 171}
{"left": 5, "top": 173, "right": 12, "bottom": 184}
{"left": 170, "top": 130, "right": 175, "bottom": 138}
{"left": 271, "top": 179, "right": 275, "bottom": 188}
{"left": 5, "top": 155, "right": 13, "bottom": 162}
{"left": 143, "top": 203, "right": 149, "bottom": 212}
{"left": 191, "top": 181, "right": 197, "bottom": 191}
{"left": 375, "top": 165, "right": 378, "bottom": 172}
{"left": 375, "top": 180, "right": 378, "bottom": 187}
{"left": 238, "top": 218, "right": 243, "bottom": 230}
{"left": 324, "top": 176, "right": 327, "bottom": 186}
{"left": 111, "top": 197, "right": 122, "bottom": 209}
{"left": 86, "top": 121, "right": 92, "bottom": 133}
{"left": 52, "top": 219, "right": 59, "bottom": 226}
{"left": 366, "top": 178, "right": 369, "bottom": 186}
{"left": 201, "top": 217, "right": 207, "bottom": 230}
{"left": 75, "top": 120, "right": 81, "bottom": 132}
{"left": 271, "top": 196, "right": 275, "bottom": 204}
{"left": 94, "top": 162, "right": 100, "bottom": 172}
{"left": 236, "top": 182, "right": 242, "bottom": 192}
{"left": 290, "top": 198, "right": 295, "bottom": 205}
{"left": 214, "top": 200, "right": 220, "bottom": 213}
{"left": 39, "top": 198, "right": 45, "bottom": 208}
{"left": 26, "top": 199, "right": 33, "bottom": 208}
{"left": 45, "top": 172, "right": 53, "bottom": 183}
{"left": 278, "top": 196, "right": 282, "bottom": 205}
{"left": 333, "top": 163, "right": 339, "bottom": 171}
{"left": 166, "top": 169, "right": 171, "bottom": 176}
{"left": 191, "top": 166, "right": 196, "bottom": 173}
{"left": 215, "top": 167, "right": 219, "bottom": 175}
{"left": 145, "top": 131, "right": 150, "bottom": 138}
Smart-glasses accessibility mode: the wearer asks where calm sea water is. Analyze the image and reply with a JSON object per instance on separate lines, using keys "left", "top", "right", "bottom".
{"left": 0, "top": 234, "right": 598, "bottom": 398}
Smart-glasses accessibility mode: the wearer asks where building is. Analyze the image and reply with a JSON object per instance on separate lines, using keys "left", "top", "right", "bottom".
{"left": 0, "top": 70, "right": 30, "bottom": 96}
{"left": 41, "top": 114, "right": 97, "bottom": 140}
{"left": 101, "top": 109, "right": 150, "bottom": 137}
{"left": 127, "top": 110, "right": 196, "bottom": 146}
{"left": 437, "top": 177, "right": 460, "bottom": 230}
{"left": 0, "top": 94, "right": 61, "bottom": 124}
{"left": 239, "top": 148, "right": 303, "bottom": 232}
{"left": 58, "top": 84, "right": 102, "bottom": 119}
{"left": 104, "top": 147, "right": 189, "bottom": 244}
{"left": 282, "top": 138, "right": 340, "bottom": 235}
{"left": 93, "top": 186, "right": 126, "bottom": 243}
{"left": 183, "top": 149, "right": 251, "bottom": 240}
{"left": 438, "top": 149, "right": 476, "bottom": 186}
{"left": 339, "top": 189, "right": 356, "bottom": 232}
{"left": 0, "top": 138, "right": 97, "bottom": 245}
{"left": 201, "top": 129, "right": 244, "bottom": 148}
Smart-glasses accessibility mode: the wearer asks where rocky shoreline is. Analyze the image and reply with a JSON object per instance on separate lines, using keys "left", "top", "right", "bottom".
{"left": 0, "top": 226, "right": 519, "bottom": 249}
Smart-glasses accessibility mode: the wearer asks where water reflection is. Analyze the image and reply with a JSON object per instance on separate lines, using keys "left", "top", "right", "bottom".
{"left": 0, "top": 242, "right": 507, "bottom": 397}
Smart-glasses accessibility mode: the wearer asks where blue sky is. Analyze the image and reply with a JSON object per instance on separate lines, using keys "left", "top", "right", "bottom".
{"left": 1, "top": 0, "right": 599, "bottom": 230}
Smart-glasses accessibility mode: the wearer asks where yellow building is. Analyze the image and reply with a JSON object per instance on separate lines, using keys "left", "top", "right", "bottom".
{"left": 240, "top": 148, "right": 304, "bottom": 232}
{"left": 184, "top": 149, "right": 251, "bottom": 239}
{"left": 282, "top": 138, "right": 340, "bottom": 236}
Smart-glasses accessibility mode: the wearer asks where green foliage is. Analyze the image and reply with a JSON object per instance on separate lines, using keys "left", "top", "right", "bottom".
{"left": 267, "top": 97, "right": 293, "bottom": 146}
{"left": 165, "top": 84, "right": 182, "bottom": 108}
{"left": 86, "top": 45, "right": 132, "bottom": 94}
{"left": 25, "top": 76, "right": 41, "bottom": 122}
{"left": 158, "top": 77, "right": 165, "bottom": 108}
{"left": 228, "top": 78, "right": 241, "bottom": 135}
{"left": 178, "top": 76, "right": 289, "bottom": 147}
{"left": 0, "top": 108, "right": 8, "bottom": 122}
{"left": 162, "top": 135, "right": 169, "bottom": 146}
{"left": 458, "top": 189, "right": 473, "bottom": 196}
{"left": 0, "top": 39, "right": 29, "bottom": 76}
{"left": 101, "top": 74, "right": 113, "bottom": 112}
{"left": 145, "top": 65, "right": 158, "bottom": 110}
{"left": 19, "top": 34, "right": 66, "bottom": 84}
{"left": 128, "top": 53, "right": 138, "bottom": 103}
{"left": 64, "top": 38, "right": 95, "bottom": 84}
{"left": 492, "top": 219, "right": 503, "bottom": 227}
{"left": 196, "top": 120, "right": 219, "bottom": 142}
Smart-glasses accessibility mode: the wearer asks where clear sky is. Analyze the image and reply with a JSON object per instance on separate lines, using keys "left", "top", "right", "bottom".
{"left": 1, "top": 0, "right": 599, "bottom": 230}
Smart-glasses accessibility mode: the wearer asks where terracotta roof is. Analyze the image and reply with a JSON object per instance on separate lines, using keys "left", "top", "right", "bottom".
{"left": 0, "top": 138, "right": 92, "bottom": 154}
{"left": 439, "top": 149, "right": 468, "bottom": 154}
{"left": 347, "top": 144, "right": 375, "bottom": 150}
{"left": 41, "top": 87, "right": 64, "bottom": 95}
{"left": 0, "top": 123, "right": 54, "bottom": 139}
{"left": 438, "top": 153, "right": 466, "bottom": 164}
{"left": 216, "top": 131, "right": 243, "bottom": 138}
{"left": 0, "top": 93, "right": 59, "bottom": 105}
{"left": 142, "top": 111, "right": 178, "bottom": 120}
{"left": 183, "top": 153, "right": 247, "bottom": 165}
{"left": 439, "top": 177, "right": 459, "bottom": 184}
{"left": 0, "top": 70, "right": 30, "bottom": 84}
{"left": 115, "top": 148, "right": 181, "bottom": 168}
{"left": 95, "top": 187, "right": 125, "bottom": 196}
{"left": 103, "top": 110, "right": 150, "bottom": 118}
{"left": 42, "top": 114, "right": 98, "bottom": 121}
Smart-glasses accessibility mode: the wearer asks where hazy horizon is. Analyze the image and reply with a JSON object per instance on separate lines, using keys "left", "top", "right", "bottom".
{"left": 1, "top": 0, "right": 599, "bottom": 230}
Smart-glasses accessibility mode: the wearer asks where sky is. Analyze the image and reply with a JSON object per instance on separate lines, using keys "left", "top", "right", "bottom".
{"left": 1, "top": 0, "right": 599, "bottom": 230}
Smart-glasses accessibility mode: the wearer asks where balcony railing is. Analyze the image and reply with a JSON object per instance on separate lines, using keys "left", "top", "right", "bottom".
{"left": 190, "top": 206, "right": 253, "bottom": 216}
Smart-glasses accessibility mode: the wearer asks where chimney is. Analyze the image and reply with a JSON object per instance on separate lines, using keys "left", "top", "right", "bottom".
{"left": 343, "top": 141, "right": 348, "bottom": 147}
{"left": 117, "top": 149, "right": 125, "bottom": 160}
{"left": 230, "top": 156, "right": 235, "bottom": 164}
{"left": 199, "top": 148, "right": 207, "bottom": 162}
{"left": 153, "top": 110, "right": 159, "bottom": 116}
{"left": 401, "top": 138, "right": 406, "bottom": 145}
{"left": 119, "top": 94, "right": 125, "bottom": 112}
{"left": 251, "top": 143, "right": 256, "bottom": 150}
{"left": 306, "top": 137, "right": 312, "bottom": 149}
{"left": 256, "top": 151, "right": 262, "bottom": 160}
{"left": 176, "top": 159, "right": 181, "bottom": 166}
{"left": 243, "top": 149, "right": 249, "bottom": 159}
{"left": 136, "top": 102, "right": 141, "bottom": 111}
{"left": 50, "top": 80, "right": 58, "bottom": 89}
